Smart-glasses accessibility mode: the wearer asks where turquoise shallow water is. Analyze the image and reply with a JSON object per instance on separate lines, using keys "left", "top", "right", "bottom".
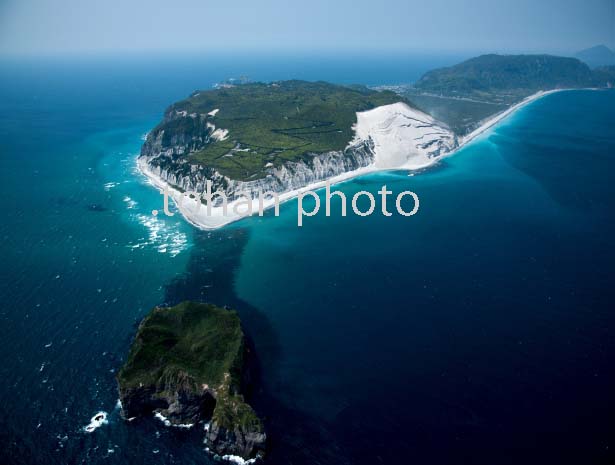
{"left": 1, "top": 55, "right": 614, "bottom": 465}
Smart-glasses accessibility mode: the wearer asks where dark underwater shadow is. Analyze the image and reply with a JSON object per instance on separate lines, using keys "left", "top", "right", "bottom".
{"left": 161, "top": 226, "right": 355, "bottom": 465}
{"left": 163, "top": 227, "right": 282, "bottom": 376}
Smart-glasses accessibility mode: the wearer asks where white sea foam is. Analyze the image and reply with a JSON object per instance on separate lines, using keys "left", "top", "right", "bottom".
{"left": 122, "top": 196, "right": 138, "bottom": 209}
{"left": 103, "top": 182, "right": 120, "bottom": 191}
{"left": 132, "top": 213, "right": 188, "bottom": 257}
{"left": 153, "top": 412, "right": 193, "bottom": 428}
{"left": 220, "top": 454, "right": 257, "bottom": 465}
{"left": 154, "top": 412, "right": 171, "bottom": 426}
{"left": 175, "top": 423, "right": 194, "bottom": 429}
{"left": 84, "top": 411, "right": 108, "bottom": 433}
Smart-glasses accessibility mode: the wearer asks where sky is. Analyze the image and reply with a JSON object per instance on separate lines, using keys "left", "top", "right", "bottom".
{"left": 0, "top": 0, "right": 614, "bottom": 56}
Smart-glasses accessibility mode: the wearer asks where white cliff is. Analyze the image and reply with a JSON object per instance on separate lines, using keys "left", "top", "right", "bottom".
{"left": 353, "top": 102, "right": 457, "bottom": 169}
{"left": 138, "top": 102, "right": 459, "bottom": 229}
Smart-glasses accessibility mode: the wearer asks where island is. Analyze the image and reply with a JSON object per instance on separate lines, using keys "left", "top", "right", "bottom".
{"left": 117, "top": 301, "right": 266, "bottom": 462}
{"left": 138, "top": 54, "right": 615, "bottom": 229}
{"left": 138, "top": 80, "right": 457, "bottom": 228}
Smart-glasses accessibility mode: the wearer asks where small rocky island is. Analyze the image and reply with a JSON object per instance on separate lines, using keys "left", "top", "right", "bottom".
{"left": 117, "top": 301, "right": 266, "bottom": 462}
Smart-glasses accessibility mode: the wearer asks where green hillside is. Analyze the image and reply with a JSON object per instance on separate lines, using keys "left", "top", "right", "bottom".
{"left": 145, "top": 81, "right": 404, "bottom": 180}
{"left": 414, "top": 54, "right": 593, "bottom": 102}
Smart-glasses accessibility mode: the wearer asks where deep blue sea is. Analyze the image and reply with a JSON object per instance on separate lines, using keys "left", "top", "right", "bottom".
{"left": 1, "top": 53, "right": 614, "bottom": 465}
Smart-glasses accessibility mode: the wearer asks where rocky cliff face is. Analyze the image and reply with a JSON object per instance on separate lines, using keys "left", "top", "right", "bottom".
{"left": 119, "top": 372, "right": 266, "bottom": 460}
{"left": 118, "top": 370, "right": 217, "bottom": 424}
{"left": 140, "top": 110, "right": 457, "bottom": 204}
{"left": 140, "top": 115, "right": 377, "bottom": 202}
{"left": 205, "top": 421, "right": 267, "bottom": 460}
{"left": 117, "top": 302, "right": 266, "bottom": 462}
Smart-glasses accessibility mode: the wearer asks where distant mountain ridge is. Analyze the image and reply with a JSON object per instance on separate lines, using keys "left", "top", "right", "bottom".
{"left": 414, "top": 54, "right": 594, "bottom": 96}
{"left": 575, "top": 45, "right": 615, "bottom": 69}
{"left": 405, "top": 53, "right": 615, "bottom": 135}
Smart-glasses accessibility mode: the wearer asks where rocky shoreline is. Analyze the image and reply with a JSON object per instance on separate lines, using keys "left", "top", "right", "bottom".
{"left": 117, "top": 302, "right": 266, "bottom": 462}
{"left": 140, "top": 133, "right": 377, "bottom": 203}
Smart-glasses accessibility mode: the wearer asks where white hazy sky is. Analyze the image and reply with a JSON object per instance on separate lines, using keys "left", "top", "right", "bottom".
{"left": 1, "top": 0, "right": 614, "bottom": 55}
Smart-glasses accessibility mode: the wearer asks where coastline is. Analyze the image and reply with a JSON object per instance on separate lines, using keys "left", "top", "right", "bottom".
{"left": 460, "top": 89, "right": 562, "bottom": 146}
{"left": 137, "top": 156, "right": 381, "bottom": 229}
{"left": 137, "top": 89, "right": 562, "bottom": 230}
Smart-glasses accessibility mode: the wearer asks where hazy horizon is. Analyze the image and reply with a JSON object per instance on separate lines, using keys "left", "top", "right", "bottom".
{"left": 1, "top": 0, "right": 614, "bottom": 57}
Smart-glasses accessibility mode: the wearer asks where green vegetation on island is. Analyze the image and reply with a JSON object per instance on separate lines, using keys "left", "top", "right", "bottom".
{"left": 141, "top": 55, "right": 615, "bottom": 184}
{"left": 144, "top": 80, "right": 404, "bottom": 181}
{"left": 413, "top": 54, "right": 594, "bottom": 102}
{"left": 117, "top": 301, "right": 265, "bottom": 460}
{"left": 404, "top": 54, "right": 615, "bottom": 134}
{"left": 118, "top": 301, "right": 244, "bottom": 389}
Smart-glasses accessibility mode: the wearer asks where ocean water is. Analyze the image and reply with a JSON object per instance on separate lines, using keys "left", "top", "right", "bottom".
{"left": 1, "top": 55, "right": 614, "bottom": 465}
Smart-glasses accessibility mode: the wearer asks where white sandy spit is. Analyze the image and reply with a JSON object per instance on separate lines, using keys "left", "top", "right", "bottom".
{"left": 460, "top": 89, "right": 561, "bottom": 146}
{"left": 137, "top": 90, "right": 561, "bottom": 230}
